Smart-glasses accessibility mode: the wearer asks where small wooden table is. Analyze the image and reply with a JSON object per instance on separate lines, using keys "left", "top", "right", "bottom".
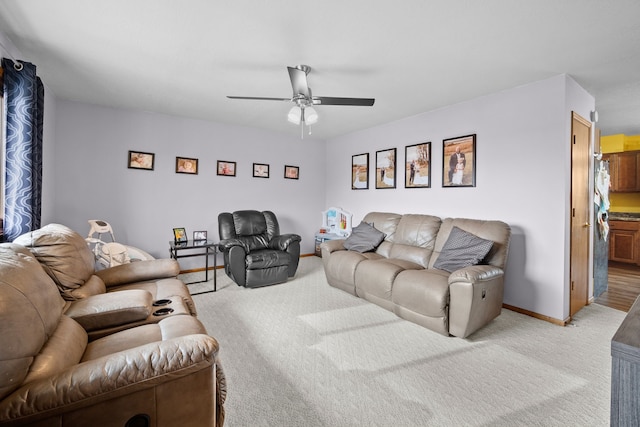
{"left": 169, "top": 240, "right": 217, "bottom": 294}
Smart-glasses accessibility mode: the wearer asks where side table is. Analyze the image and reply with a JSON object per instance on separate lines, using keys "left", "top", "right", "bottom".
{"left": 169, "top": 240, "right": 218, "bottom": 294}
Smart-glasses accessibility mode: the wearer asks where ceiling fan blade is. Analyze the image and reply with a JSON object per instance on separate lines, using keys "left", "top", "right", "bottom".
{"left": 227, "top": 96, "right": 290, "bottom": 101}
{"left": 287, "top": 66, "right": 310, "bottom": 97}
{"left": 313, "top": 97, "right": 375, "bottom": 106}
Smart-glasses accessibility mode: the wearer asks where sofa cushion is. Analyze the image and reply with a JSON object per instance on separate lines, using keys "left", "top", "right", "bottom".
{"left": 343, "top": 222, "right": 386, "bottom": 253}
{"left": 432, "top": 226, "right": 493, "bottom": 273}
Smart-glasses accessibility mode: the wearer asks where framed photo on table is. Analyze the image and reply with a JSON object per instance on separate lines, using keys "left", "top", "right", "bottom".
{"left": 443, "top": 134, "right": 476, "bottom": 187}
{"left": 173, "top": 227, "right": 187, "bottom": 243}
{"left": 376, "top": 148, "right": 396, "bottom": 189}
{"left": 351, "top": 153, "right": 369, "bottom": 190}
{"left": 405, "top": 142, "right": 431, "bottom": 188}
{"left": 193, "top": 230, "right": 207, "bottom": 241}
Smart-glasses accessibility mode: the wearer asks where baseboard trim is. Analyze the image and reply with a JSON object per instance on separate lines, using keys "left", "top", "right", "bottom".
{"left": 502, "top": 303, "right": 569, "bottom": 326}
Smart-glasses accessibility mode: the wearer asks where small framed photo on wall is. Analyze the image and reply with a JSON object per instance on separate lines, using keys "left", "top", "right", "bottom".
{"left": 284, "top": 165, "right": 299, "bottom": 179}
{"left": 405, "top": 142, "right": 431, "bottom": 188}
{"left": 217, "top": 161, "right": 236, "bottom": 177}
{"left": 176, "top": 157, "right": 198, "bottom": 174}
{"left": 352, "top": 153, "right": 369, "bottom": 190}
{"left": 128, "top": 150, "right": 155, "bottom": 171}
{"left": 376, "top": 148, "right": 396, "bottom": 189}
{"left": 443, "top": 134, "right": 476, "bottom": 187}
{"left": 253, "top": 163, "right": 269, "bottom": 178}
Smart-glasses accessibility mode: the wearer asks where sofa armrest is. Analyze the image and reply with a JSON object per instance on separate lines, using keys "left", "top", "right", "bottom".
{"left": 447, "top": 265, "right": 505, "bottom": 338}
{"left": 0, "top": 335, "right": 219, "bottom": 424}
{"left": 269, "top": 234, "right": 302, "bottom": 251}
{"left": 95, "top": 259, "right": 180, "bottom": 288}
{"left": 320, "top": 239, "right": 346, "bottom": 256}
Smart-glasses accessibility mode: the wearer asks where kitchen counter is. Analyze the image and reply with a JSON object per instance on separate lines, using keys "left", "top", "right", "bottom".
{"left": 609, "top": 212, "right": 640, "bottom": 222}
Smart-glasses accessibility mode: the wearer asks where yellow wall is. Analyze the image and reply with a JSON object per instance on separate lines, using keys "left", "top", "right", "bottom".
{"left": 601, "top": 134, "right": 640, "bottom": 212}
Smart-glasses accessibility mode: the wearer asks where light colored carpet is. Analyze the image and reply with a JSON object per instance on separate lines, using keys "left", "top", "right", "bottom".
{"left": 181, "top": 257, "right": 625, "bottom": 427}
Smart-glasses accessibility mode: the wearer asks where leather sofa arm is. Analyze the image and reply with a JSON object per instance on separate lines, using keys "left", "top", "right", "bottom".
{"left": 0, "top": 335, "right": 219, "bottom": 423}
{"left": 320, "top": 239, "right": 346, "bottom": 255}
{"left": 95, "top": 259, "right": 180, "bottom": 287}
{"left": 218, "top": 238, "right": 249, "bottom": 253}
{"left": 269, "top": 233, "right": 302, "bottom": 251}
{"left": 448, "top": 264, "right": 504, "bottom": 284}
{"left": 447, "top": 265, "right": 505, "bottom": 338}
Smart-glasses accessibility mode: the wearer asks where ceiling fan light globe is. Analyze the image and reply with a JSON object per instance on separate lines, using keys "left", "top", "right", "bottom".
{"left": 287, "top": 106, "right": 301, "bottom": 124}
{"left": 305, "top": 107, "right": 318, "bottom": 125}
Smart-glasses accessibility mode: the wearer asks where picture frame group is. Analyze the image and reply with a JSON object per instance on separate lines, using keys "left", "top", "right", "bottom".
{"left": 350, "top": 133, "right": 476, "bottom": 190}
{"left": 128, "top": 151, "right": 300, "bottom": 181}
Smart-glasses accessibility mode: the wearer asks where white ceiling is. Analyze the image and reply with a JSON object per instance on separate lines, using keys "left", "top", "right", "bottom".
{"left": 1, "top": 1, "right": 639, "bottom": 140}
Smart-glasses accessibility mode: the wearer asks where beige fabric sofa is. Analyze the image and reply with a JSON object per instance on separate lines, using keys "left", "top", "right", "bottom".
{"left": 321, "top": 212, "right": 511, "bottom": 338}
{"left": 0, "top": 243, "right": 225, "bottom": 426}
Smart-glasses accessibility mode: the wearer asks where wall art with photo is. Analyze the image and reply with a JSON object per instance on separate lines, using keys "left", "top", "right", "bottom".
{"left": 175, "top": 156, "right": 198, "bottom": 174}
{"left": 351, "top": 153, "right": 369, "bottom": 190}
{"left": 405, "top": 142, "right": 431, "bottom": 188}
{"left": 376, "top": 148, "right": 396, "bottom": 189}
{"left": 442, "top": 134, "right": 476, "bottom": 187}
{"left": 128, "top": 150, "right": 155, "bottom": 171}
{"left": 217, "top": 160, "right": 236, "bottom": 177}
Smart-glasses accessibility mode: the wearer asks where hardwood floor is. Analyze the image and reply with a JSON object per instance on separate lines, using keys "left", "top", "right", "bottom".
{"left": 595, "top": 261, "right": 640, "bottom": 312}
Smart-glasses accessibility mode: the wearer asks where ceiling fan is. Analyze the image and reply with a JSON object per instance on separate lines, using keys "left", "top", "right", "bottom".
{"left": 227, "top": 65, "right": 375, "bottom": 137}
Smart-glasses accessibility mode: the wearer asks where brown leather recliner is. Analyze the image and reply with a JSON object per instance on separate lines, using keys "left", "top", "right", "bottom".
{"left": 14, "top": 224, "right": 198, "bottom": 339}
{"left": 0, "top": 243, "right": 226, "bottom": 427}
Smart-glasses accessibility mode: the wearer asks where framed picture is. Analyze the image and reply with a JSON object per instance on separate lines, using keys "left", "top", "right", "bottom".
{"left": 351, "top": 153, "right": 369, "bottom": 190}
{"left": 284, "top": 165, "right": 299, "bottom": 180}
{"left": 253, "top": 163, "right": 269, "bottom": 178}
{"left": 376, "top": 148, "right": 396, "bottom": 189}
{"left": 217, "top": 160, "right": 236, "bottom": 177}
{"left": 128, "top": 150, "right": 155, "bottom": 170}
{"left": 176, "top": 156, "right": 198, "bottom": 174}
{"left": 405, "top": 142, "right": 431, "bottom": 188}
{"left": 173, "top": 227, "right": 187, "bottom": 243}
{"left": 443, "top": 134, "right": 476, "bottom": 187}
{"left": 193, "top": 230, "right": 207, "bottom": 241}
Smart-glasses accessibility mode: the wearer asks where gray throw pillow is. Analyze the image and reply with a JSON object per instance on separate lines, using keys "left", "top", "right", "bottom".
{"left": 343, "top": 222, "right": 385, "bottom": 253}
{"left": 433, "top": 226, "right": 493, "bottom": 273}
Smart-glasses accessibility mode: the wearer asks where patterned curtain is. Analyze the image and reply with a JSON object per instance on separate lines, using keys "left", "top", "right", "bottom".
{"left": 2, "top": 58, "right": 44, "bottom": 241}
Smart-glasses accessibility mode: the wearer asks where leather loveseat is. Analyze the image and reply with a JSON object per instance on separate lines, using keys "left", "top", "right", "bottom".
{"left": 14, "top": 223, "right": 198, "bottom": 340}
{"left": 0, "top": 243, "right": 226, "bottom": 427}
{"left": 321, "top": 212, "right": 511, "bottom": 338}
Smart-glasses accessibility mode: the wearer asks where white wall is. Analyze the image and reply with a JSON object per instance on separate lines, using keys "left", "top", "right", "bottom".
{"left": 324, "top": 75, "right": 595, "bottom": 322}
{"left": 53, "top": 101, "right": 326, "bottom": 269}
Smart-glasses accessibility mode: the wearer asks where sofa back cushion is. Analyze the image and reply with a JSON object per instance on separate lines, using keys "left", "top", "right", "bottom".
{"left": 429, "top": 218, "right": 511, "bottom": 270}
{"left": 14, "top": 223, "right": 96, "bottom": 299}
{"left": 0, "top": 244, "right": 66, "bottom": 400}
{"left": 388, "top": 214, "right": 442, "bottom": 268}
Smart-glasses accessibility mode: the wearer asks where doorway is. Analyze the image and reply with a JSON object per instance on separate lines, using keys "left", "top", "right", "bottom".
{"left": 570, "top": 112, "right": 591, "bottom": 317}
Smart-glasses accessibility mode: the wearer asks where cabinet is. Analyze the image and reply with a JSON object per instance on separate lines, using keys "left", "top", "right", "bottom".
{"left": 603, "top": 151, "right": 640, "bottom": 192}
{"left": 609, "top": 220, "right": 640, "bottom": 265}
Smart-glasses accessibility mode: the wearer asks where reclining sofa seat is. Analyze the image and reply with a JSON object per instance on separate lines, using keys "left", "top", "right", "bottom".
{"left": 0, "top": 243, "right": 225, "bottom": 427}
{"left": 14, "top": 223, "right": 198, "bottom": 339}
{"left": 218, "top": 210, "right": 302, "bottom": 288}
{"left": 321, "top": 212, "right": 511, "bottom": 338}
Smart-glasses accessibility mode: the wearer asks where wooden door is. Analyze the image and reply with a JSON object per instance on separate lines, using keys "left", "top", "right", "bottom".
{"left": 570, "top": 112, "right": 591, "bottom": 317}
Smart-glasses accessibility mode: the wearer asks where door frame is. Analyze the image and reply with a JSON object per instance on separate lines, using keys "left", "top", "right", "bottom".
{"left": 569, "top": 111, "right": 593, "bottom": 319}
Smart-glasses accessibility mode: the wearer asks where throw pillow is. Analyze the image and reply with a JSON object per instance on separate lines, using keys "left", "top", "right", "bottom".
{"left": 343, "top": 222, "right": 386, "bottom": 253}
{"left": 433, "top": 226, "right": 494, "bottom": 273}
